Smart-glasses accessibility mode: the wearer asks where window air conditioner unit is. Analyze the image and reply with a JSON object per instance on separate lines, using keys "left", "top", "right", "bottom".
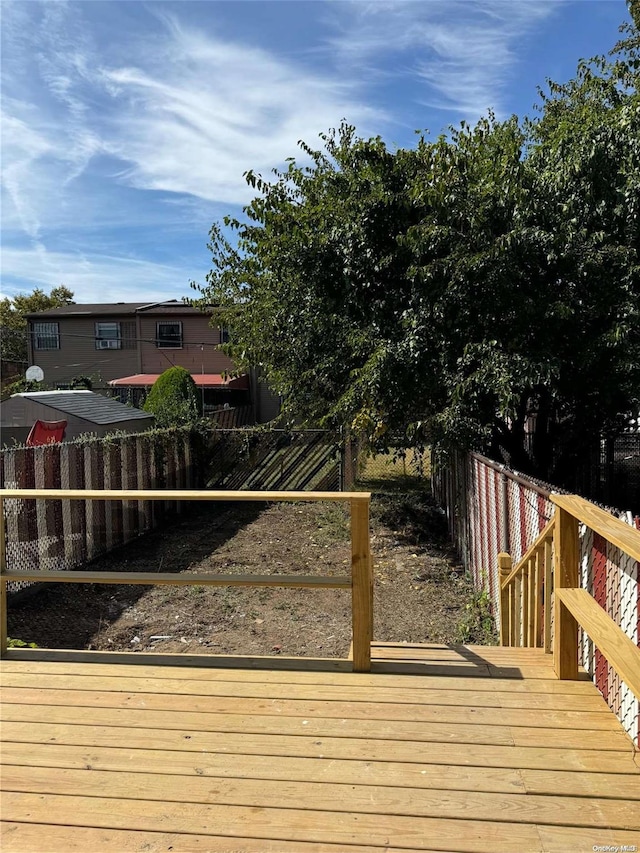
{"left": 98, "top": 339, "right": 119, "bottom": 349}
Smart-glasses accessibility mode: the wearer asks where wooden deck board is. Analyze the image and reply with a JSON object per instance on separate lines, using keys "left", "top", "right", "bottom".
{"left": 1, "top": 824, "right": 415, "bottom": 853}
{"left": 0, "top": 791, "right": 550, "bottom": 851}
{"left": 0, "top": 652, "right": 599, "bottom": 690}
{"left": 0, "top": 685, "right": 618, "bottom": 726}
{"left": 0, "top": 669, "right": 602, "bottom": 700}
{"left": 1, "top": 702, "right": 632, "bottom": 750}
{"left": 3, "top": 765, "right": 639, "bottom": 829}
{"left": 5, "top": 741, "right": 640, "bottom": 799}
{"left": 2, "top": 644, "right": 638, "bottom": 852}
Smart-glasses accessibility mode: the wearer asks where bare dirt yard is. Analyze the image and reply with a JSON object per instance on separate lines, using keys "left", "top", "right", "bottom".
{"left": 8, "top": 487, "right": 492, "bottom": 657}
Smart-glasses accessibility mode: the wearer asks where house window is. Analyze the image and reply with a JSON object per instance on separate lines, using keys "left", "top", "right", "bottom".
{"left": 95, "top": 322, "right": 121, "bottom": 350}
{"left": 220, "top": 327, "right": 230, "bottom": 344}
{"left": 33, "top": 322, "right": 59, "bottom": 350}
{"left": 156, "top": 321, "right": 182, "bottom": 348}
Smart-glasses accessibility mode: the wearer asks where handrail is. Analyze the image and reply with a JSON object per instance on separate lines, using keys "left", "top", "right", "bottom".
{"left": 551, "top": 493, "right": 640, "bottom": 562}
{"left": 550, "top": 492, "right": 640, "bottom": 684}
{"left": 556, "top": 588, "right": 640, "bottom": 699}
{"left": 499, "top": 516, "right": 555, "bottom": 650}
{"left": 0, "top": 489, "right": 373, "bottom": 672}
{"left": 0, "top": 489, "right": 366, "bottom": 503}
{"left": 499, "top": 494, "right": 640, "bottom": 686}
{"left": 500, "top": 517, "right": 555, "bottom": 589}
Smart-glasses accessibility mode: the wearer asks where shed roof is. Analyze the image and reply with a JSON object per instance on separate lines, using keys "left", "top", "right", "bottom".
{"left": 13, "top": 391, "right": 154, "bottom": 425}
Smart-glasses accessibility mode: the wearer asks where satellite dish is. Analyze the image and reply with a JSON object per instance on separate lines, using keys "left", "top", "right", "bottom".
{"left": 26, "top": 365, "right": 44, "bottom": 383}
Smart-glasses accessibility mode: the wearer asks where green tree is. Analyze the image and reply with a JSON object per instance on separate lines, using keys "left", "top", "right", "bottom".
{"left": 143, "top": 367, "right": 201, "bottom": 427}
{"left": 197, "top": 5, "right": 640, "bottom": 482}
{"left": 194, "top": 124, "right": 422, "bottom": 440}
{"left": 518, "top": 3, "right": 640, "bottom": 479}
{"left": 0, "top": 285, "right": 74, "bottom": 362}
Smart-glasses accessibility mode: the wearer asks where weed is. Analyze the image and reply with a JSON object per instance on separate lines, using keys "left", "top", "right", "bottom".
{"left": 456, "top": 588, "right": 497, "bottom": 645}
{"left": 7, "top": 637, "right": 38, "bottom": 649}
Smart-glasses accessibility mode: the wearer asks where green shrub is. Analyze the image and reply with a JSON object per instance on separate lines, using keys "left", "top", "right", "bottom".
{"left": 143, "top": 366, "right": 201, "bottom": 428}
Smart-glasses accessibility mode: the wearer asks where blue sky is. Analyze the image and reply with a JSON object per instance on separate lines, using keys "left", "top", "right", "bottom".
{"left": 0, "top": 0, "right": 631, "bottom": 304}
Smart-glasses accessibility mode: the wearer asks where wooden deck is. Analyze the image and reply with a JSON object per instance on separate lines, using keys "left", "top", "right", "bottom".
{"left": 1, "top": 643, "right": 639, "bottom": 852}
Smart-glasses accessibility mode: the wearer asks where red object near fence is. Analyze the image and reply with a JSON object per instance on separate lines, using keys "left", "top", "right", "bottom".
{"left": 25, "top": 420, "right": 67, "bottom": 446}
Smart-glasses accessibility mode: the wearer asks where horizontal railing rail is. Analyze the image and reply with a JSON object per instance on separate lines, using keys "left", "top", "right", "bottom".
{"left": 0, "top": 489, "right": 373, "bottom": 672}
{"left": 555, "top": 587, "right": 640, "bottom": 699}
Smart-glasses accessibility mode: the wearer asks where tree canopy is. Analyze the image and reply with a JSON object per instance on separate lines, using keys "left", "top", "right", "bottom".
{"left": 0, "top": 285, "right": 75, "bottom": 363}
{"left": 143, "top": 366, "right": 201, "bottom": 428}
{"left": 195, "top": 4, "right": 640, "bottom": 481}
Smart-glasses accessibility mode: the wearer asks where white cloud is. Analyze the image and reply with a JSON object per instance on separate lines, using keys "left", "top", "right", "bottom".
{"left": 1, "top": 112, "right": 53, "bottom": 239}
{"left": 0, "top": 0, "right": 387, "bottom": 265}
{"left": 327, "top": 0, "right": 560, "bottom": 117}
{"left": 0, "top": 0, "right": 560, "bottom": 303}
{"left": 96, "top": 18, "right": 385, "bottom": 204}
{"left": 1, "top": 247, "right": 194, "bottom": 303}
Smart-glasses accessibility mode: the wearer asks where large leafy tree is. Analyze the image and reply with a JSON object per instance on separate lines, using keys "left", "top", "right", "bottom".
{"left": 0, "top": 285, "right": 75, "bottom": 363}
{"left": 197, "top": 4, "right": 639, "bottom": 481}
{"left": 520, "top": 4, "right": 640, "bottom": 479}
{"left": 195, "top": 126, "right": 423, "bottom": 439}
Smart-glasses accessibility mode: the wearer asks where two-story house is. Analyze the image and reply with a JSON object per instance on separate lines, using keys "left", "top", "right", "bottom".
{"left": 26, "top": 301, "right": 280, "bottom": 422}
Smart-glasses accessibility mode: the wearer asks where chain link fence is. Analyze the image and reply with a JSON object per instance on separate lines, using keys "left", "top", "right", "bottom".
{"left": 1, "top": 428, "right": 197, "bottom": 594}
{"left": 1, "top": 426, "right": 351, "bottom": 597}
{"left": 433, "top": 449, "right": 640, "bottom": 747}
{"left": 353, "top": 446, "right": 430, "bottom": 488}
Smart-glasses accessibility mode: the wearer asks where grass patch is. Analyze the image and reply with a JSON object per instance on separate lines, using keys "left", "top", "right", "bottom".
{"left": 313, "top": 503, "right": 350, "bottom": 545}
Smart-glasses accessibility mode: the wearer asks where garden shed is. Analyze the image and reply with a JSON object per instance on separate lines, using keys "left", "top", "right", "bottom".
{"left": 0, "top": 390, "right": 154, "bottom": 446}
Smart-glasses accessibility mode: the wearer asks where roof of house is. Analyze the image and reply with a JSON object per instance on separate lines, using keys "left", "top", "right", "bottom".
{"left": 26, "top": 301, "right": 215, "bottom": 319}
{"left": 12, "top": 391, "right": 154, "bottom": 425}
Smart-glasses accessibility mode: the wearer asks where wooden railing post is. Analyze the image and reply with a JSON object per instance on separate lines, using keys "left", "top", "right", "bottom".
{"left": 498, "top": 553, "right": 512, "bottom": 646}
{"left": 351, "top": 497, "right": 373, "bottom": 672}
{"left": 543, "top": 538, "right": 553, "bottom": 653}
{"left": 534, "top": 551, "right": 543, "bottom": 648}
{"left": 553, "top": 507, "right": 580, "bottom": 679}
{"left": 0, "top": 498, "right": 7, "bottom": 658}
{"left": 521, "top": 561, "right": 530, "bottom": 647}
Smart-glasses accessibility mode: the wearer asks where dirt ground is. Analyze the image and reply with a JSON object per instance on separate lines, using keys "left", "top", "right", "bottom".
{"left": 8, "top": 487, "right": 483, "bottom": 658}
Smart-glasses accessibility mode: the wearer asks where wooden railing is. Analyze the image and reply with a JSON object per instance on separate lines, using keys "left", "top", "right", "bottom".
{"left": 499, "top": 493, "right": 640, "bottom": 697}
{"left": 550, "top": 494, "right": 640, "bottom": 693}
{"left": 0, "top": 489, "right": 373, "bottom": 672}
{"left": 499, "top": 517, "right": 555, "bottom": 651}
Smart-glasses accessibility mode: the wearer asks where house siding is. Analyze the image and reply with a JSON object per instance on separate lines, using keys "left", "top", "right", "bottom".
{"left": 27, "top": 309, "right": 235, "bottom": 389}
{"left": 256, "top": 375, "right": 282, "bottom": 424}
{"left": 138, "top": 315, "right": 234, "bottom": 375}
{"left": 28, "top": 315, "right": 144, "bottom": 387}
